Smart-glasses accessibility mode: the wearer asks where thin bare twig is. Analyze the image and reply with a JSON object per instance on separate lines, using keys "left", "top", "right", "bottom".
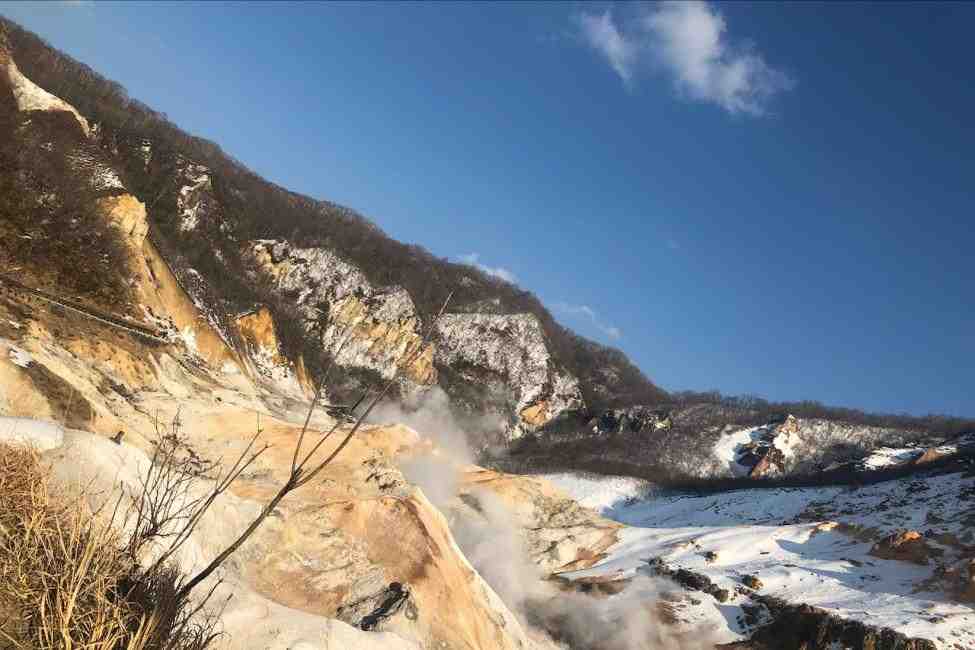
{"left": 175, "top": 292, "right": 452, "bottom": 599}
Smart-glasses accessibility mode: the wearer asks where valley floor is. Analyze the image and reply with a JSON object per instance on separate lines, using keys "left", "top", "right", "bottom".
{"left": 544, "top": 471, "right": 975, "bottom": 649}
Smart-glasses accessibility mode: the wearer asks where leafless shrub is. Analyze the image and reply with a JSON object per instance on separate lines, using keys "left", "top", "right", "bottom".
{"left": 123, "top": 411, "right": 218, "bottom": 561}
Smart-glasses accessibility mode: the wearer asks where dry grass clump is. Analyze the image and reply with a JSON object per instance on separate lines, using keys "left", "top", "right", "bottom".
{"left": 0, "top": 444, "right": 215, "bottom": 650}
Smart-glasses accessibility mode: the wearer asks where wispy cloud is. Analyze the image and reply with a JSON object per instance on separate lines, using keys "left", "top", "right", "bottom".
{"left": 458, "top": 253, "right": 517, "bottom": 284}
{"left": 553, "top": 301, "right": 621, "bottom": 340}
{"left": 574, "top": 1, "right": 794, "bottom": 116}
{"left": 576, "top": 11, "right": 637, "bottom": 87}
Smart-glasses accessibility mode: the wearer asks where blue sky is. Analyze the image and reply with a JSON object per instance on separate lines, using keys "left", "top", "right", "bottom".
{"left": 4, "top": 1, "right": 973, "bottom": 416}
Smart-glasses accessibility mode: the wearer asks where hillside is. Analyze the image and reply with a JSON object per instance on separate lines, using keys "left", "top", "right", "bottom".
{"left": 0, "top": 17, "right": 664, "bottom": 420}
{"left": 1, "top": 15, "right": 973, "bottom": 474}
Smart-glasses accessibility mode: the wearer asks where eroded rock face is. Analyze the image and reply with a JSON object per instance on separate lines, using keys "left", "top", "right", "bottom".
{"left": 249, "top": 241, "right": 584, "bottom": 435}
{"left": 435, "top": 313, "right": 583, "bottom": 439}
{"left": 96, "top": 194, "right": 242, "bottom": 372}
{"left": 248, "top": 241, "right": 437, "bottom": 388}
{"left": 235, "top": 306, "right": 314, "bottom": 397}
{"left": 100, "top": 194, "right": 149, "bottom": 242}
{"left": 174, "top": 159, "right": 214, "bottom": 233}
{"left": 736, "top": 416, "right": 799, "bottom": 478}
{"left": 327, "top": 294, "right": 437, "bottom": 386}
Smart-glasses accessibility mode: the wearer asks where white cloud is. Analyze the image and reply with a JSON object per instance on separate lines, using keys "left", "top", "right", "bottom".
{"left": 458, "top": 253, "right": 517, "bottom": 284}
{"left": 553, "top": 301, "right": 622, "bottom": 340}
{"left": 576, "top": 11, "right": 637, "bottom": 87}
{"left": 574, "top": 1, "right": 794, "bottom": 116}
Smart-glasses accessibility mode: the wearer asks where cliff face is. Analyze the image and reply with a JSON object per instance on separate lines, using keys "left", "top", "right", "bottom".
{"left": 248, "top": 240, "right": 437, "bottom": 389}
{"left": 235, "top": 305, "right": 314, "bottom": 398}
{"left": 247, "top": 240, "right": 580, "bottom": 435}
{"left": 3, "top": 18, "right": 673, "bottom": 440}
{"left": 435, "top": 313, "right": 583, "bottom": 439}
{"left": 0, "top": 51, "right": 618, "bottom": 647}
{"left": 1, "top": 49, "right": 89, "bottom": 135}
{"left": 1, "top": 24, "right": 591, "bottom": 440}
{"left": 99, "top": 194, "right": 244, "bottom": 372}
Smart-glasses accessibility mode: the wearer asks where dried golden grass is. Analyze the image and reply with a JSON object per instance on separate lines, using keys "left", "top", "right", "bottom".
{"left": 0, "top": 444, "right": 157, "bottom": 649}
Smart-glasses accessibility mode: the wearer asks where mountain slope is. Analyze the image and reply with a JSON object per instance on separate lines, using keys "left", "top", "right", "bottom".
{"left": 2, "top": 15, "right": 973, "bottom": 479}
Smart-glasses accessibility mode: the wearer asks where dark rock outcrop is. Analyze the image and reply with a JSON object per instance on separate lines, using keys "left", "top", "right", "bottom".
{"left": 643, "top": 557, "right": 730, "bottom": 603}
{"left": 335, "top": 581, "right": 417, "bottom": 631}
{"left": 747, "top": 594, "right": 937, "bottom": 650}
{"left": 647, "top": 558, "right": 938, "bottom": 650}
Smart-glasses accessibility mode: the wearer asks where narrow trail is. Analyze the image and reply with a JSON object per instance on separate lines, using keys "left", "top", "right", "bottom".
{"left": 0, "top": 275, "right": 169, "bottom": 344}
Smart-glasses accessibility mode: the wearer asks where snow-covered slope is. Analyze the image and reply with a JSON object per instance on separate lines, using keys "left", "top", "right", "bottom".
{"left": 540, "top": 472, "right": 652, "bottom": 512}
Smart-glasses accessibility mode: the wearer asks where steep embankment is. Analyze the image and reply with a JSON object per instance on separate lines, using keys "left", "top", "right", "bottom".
{"left": 0, "top": 52, "right": 625, "bottom": 644}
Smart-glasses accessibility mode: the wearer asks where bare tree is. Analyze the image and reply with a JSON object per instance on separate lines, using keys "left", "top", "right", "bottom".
{"left": 175, "top": 292, "right": 451, "bottom": 599}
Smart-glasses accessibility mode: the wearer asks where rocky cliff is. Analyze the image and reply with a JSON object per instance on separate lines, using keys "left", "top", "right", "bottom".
{"left": 434, "top": 313, "right": 583, "bottom": 439}
{"left": 247, "top": 240, "right": 437, "bottom": 389}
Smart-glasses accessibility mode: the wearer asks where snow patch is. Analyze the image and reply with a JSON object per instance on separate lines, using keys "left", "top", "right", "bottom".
{"left": 8, "top": 345, "right": 33, "bottom": 368}
{"left": 860, "top": 445, "right": 923, "bottom": 470}
{"left": 0, "top": 416, "right": 64, "bottom": 451}
{"left": 712, "top": 425, "right": 766, "bottom": 476}
{"left": 4, "top": 60, "right": 90, "bottom": 136}
{"left": 539, "top": 472, "right": 651, "bottom": 513}
{"left": 90, "top": 165, "right": 125, "bottom": 191}
{"left": 176, "top": 166, "right": 211, "bottom": 232}
{"left": 712, "top": 423, "right": 801, "bottom": 477}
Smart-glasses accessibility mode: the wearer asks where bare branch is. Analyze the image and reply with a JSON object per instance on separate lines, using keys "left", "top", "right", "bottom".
{"left": 176, "top": 292, "right": 452, "bottom": 600}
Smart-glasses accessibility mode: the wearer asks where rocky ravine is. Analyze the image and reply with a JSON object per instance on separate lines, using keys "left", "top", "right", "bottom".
{"left": 2, "top": 32, "right": 975, "bottom": 650}
{"left": 0, "top": 244, "right": 619, "bottom": 649}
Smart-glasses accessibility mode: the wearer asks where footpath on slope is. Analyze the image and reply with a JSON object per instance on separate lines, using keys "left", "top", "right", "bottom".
{"left": 0, "top": 275, "right": 168, "bottom": 343}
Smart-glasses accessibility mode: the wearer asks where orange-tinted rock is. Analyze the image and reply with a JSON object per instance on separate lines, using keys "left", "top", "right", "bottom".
{"left": 869, "top": 530, "right": 932, "bottom": 565}
{"left": 913, "top": 447, "right": 949, "bottom": 465}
